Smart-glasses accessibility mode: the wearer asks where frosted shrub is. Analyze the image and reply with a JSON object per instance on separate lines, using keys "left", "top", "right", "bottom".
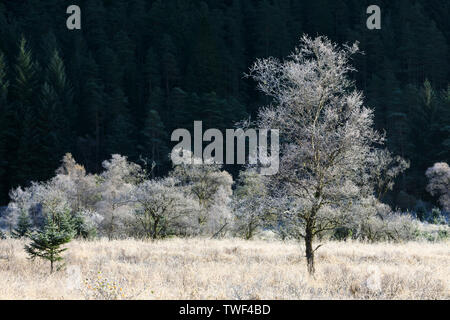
{"left": 207, "top": 187, "right": 233, "bottom": 238}
{"left": 54, "top": 153, "right": 99, "bottom": 213}
{"left": 426, "top": 162, "right": 450, "bottom": 212}
{"left": 95, "top": 155, "right": 143, "bottom": 239}
{"left": 232, "top": 169, "right": 271, "bottom": 239}
{"left": 346, "top": 197, "right": 418, "bottom": 242}
{"left": 5, "top": 153, "right": 100, "bottom": 235}
{"left": 248, "top": 35, "right": 407, "bottom": 274}
{"left": 131, "top": 177, "right": 199, "bottom": 239}
{"left": 170, "top": 150, "right": 233, "bottom": 236}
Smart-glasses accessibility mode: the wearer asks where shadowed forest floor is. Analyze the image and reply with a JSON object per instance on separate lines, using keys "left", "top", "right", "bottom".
{"left": 0, "top": 238, "right": 448, "bottom": 299}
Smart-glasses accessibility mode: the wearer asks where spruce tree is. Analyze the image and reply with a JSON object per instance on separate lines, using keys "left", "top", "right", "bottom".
{"left": 11, "top": 36, "right": 39, "bottom": 106}
{"left": 439, "top": 86, "right": 450, "bottom": 161}
{"left": 160, "top": 34, "right": 179, "bottom": 95}
{"left": 0, "top": 52, "right": 9, "bottom": 202}
{"left": 25, "top": 214, "right": 74, "bottom": 273}
{"left": 79, "top": 53, "right": 105, "bottom": 170}
{"left": 0, "top": 52, "right": 7, "bottom": 103}
{"left": 143, "top": 47, "right": 161, "bottom": 96}
{"left": 8, "top": 37, "right": 41, "bottom": 187}
{"left": 139, "top": 108, "right": 168, "bottom": 174}
{"left": 46, "top": 49, "right": 74, "bottom": 126}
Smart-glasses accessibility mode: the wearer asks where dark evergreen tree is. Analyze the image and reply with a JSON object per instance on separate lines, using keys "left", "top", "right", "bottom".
{"left": 139, "top": 108, "right": 169, "bottom": 175}
{"left": 160, "top": 34, "right": 179, "bottom": 95}
{"left": 12, "top": 37, "right": 41, "bottom": 185}
{"left": 11, "top": 37, "right": 39, "bottom": 106}
{"left": 25, "top": 215, "right": 73, "bottom": 273}
{"left": 0, "top": 52, "right": 9, "bottom": 201}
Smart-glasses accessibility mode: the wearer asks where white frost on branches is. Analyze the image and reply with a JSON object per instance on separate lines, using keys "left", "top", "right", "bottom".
{"left": 426, "top": 162, "right": 450, "bottom": 212}
{"left": 248, "top": 35, "right": 407, "bottom": 273}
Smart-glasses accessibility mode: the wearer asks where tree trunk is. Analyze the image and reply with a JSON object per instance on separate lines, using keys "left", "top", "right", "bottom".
{"left": 305, "top": 224, "right": 315, "bottom": 276}
{"left": 50, "top": 253, "right": 54, "bottom": 274}
{"left": 152, "top": 216, "right": 159, "bottom": 240}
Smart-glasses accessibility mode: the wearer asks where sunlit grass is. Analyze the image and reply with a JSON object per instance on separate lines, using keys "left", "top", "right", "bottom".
{"left": 0, "top": 238, "right": 448, "bottom": 299}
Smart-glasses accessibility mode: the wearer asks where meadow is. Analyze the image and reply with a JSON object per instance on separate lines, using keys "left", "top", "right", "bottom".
{"left": 0, "top": 238, "right": 448, "bottom": 300}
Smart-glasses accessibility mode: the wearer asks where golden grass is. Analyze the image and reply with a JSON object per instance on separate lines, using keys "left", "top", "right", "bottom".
{"left": 0, "top": 238, "right": 448, "bottom": 300}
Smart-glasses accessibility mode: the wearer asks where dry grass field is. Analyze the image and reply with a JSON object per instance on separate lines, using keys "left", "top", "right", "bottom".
{"left": 0, "top": 238, "right": 448, "bottom": 300}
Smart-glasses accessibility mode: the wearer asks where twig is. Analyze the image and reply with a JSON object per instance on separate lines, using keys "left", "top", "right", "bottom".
{"left": 210, "top": 223, "right": 228, "bottom": 239}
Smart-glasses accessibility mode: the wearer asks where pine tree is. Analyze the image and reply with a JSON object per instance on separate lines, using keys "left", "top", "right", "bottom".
{"left": 184, "top": 7, "right": 223, "bottom": 94}
{"left": 105, "top": 113, "right": 135, "bottom": 158}
{"left": 79, "top": 53, "right": 105, "bottom": 170}
{"left": 46, "top": 49, "right": 74, "bottom": 126}
{"left": 439, "top": 86, "right": 450, "bottom": 161}
{"left": 139, "top": 108, "right": 169, "bottom": 174}
{"left": 15, "top": 107, "right": 41, "bottom": 183}
{"left": 34, "top": 82, "right": 63, "bottom": 179}
{"left": 407, "top": 81, "right": 441, "bottom": 171}
{"left": 160, "top": 34, "right": 179, "bottom": 95}
{"left": 11, "top": 36, "right": 41, "bottom": 186}
{"left": 72, "top": 212, "right": 96, "bottom": 240}
{"left": 0, "top": 51, "right": 7, "bottom": 103}
{"left": 11, "top": 36, "right": 39, "bottom": 106}
{"left": 25, "top": 215, "right": 73, "bottom": 273}
{"left": 0, "top": 52, "right": 9, "bottom": 202}
{"left": 166, "top": 87, "right": 189, "bottom": 130}
{"left": 143, "top": 47, "right": 161, "bottom": 96}
{"left": 83, "top": 0, "right": 108, "bottom": 52}
{"left": 199, "top": 92, "right": 226, "bottom": 130}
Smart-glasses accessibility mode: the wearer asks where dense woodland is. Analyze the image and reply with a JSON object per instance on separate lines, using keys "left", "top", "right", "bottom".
{"left": 0, "top": 0, "right": 449, "bottom": 210}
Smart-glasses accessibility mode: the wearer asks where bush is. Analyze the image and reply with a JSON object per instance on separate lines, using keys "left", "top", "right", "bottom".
{"left": 414, "top": 223, "right": 450, "bottom": 242}
{"left": 345, "top": 198, "right": 418, "bottom": 242}
{"left": 72, "top": 212, "right": 97, "bottom": 239}
{"left": 332, "top": 227, "right": 353, "bottom": 241}
{"left": 414, "top": 201, "right": 428, "bottom": 222}
{"left": 429, "top": 207, "right": 447, "bottom": 225}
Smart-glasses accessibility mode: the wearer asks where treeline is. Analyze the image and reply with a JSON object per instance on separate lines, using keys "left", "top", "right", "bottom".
{"left": 0, "top": 0, "right": 449, "bottom": 210}
{"left": 0, "top": 152, "right": 425, "bottom": 242}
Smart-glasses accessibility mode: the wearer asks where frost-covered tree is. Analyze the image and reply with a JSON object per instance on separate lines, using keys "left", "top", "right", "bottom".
{"left": 426, "top": 162, "right": 450, "bottom": 212}
{"left": 6, "top": 184, "right": 44, "bottom": 228}
{"left": 12, "top": 209, "right": 32, "bottom": 238}
{"left": 55, "top": 153, "right": 98, "bottom": 213}
{"left": 96, "top": 154, "right": 142, "bottom": 239}
{"left": 131, "top": 177, "right": 199, "bottom": 239}
{"left": 6, "top": 154, "right": 102, "bottom": 238}
{"left": 232, "top": 169, "right": 271, "bottom": 239}
{"left": 249, "top": 35, "right": 404, "bottom": 274}
{"left": 170, "top": 150, "right": 233, "bottom": 235}
{"left": 4, "top": 187, "right": 33, "bottom": 232}
{"left": 366, "top": 149, "right": 410, "bottom": 201}
{"left": 341, "top": 196, "right": 417, "bottom": 242}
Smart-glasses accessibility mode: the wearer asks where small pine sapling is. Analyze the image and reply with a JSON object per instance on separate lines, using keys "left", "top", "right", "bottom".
{"left": 25, "top": 215, "right": 74, "bottom": 273}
